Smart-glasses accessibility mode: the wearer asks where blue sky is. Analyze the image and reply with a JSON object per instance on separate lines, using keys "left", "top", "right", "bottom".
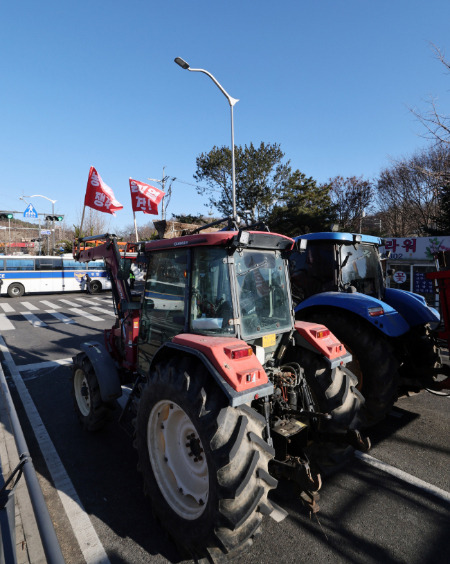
{"left": 1, "top": 0, "right": 449, "bottom": 233}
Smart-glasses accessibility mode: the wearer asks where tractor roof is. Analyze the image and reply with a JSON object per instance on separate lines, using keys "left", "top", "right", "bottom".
{"left": 294, "top": 232, "right": 381, "bottom": 245}
{"left": 144, "top": 230, "right": 294, "bottom": 253}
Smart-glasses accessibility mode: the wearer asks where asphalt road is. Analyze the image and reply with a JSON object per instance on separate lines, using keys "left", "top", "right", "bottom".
{"left": 0, "top": 291, "right": 449, "bottom": 564}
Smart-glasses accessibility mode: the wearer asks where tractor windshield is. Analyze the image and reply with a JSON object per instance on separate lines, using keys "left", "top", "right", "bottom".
{"left": 339, "top": 243, "right": 384, "bottom": 298}
{"left": 234, "top": 250, "right": 292, "bottom": 338}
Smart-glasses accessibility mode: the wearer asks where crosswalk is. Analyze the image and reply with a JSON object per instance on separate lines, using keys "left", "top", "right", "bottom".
{"left": 0, "top": 296, "right": 115, "bottom": 331}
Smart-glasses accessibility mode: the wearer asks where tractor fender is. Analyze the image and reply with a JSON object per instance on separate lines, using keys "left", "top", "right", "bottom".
{"left": 151, "top": 336, "right": 274, "bottom": 407}
{"left": 295, "top": 291, "right": 410, "bottom": 337}
{"left": 383, "top": 287, "right": 440, "bottom": 329}
{"left": 79, "top": 341, "right": 122, "bottom": 402}
{"left": 293, "top": 320, "right": 352, "bottom": 368}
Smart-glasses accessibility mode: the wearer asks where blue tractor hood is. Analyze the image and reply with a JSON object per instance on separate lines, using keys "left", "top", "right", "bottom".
{"left": 294, "top": 291, "right": 410, "bottom": 337}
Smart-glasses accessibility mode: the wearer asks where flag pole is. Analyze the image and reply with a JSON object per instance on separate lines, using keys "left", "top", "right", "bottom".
{"left": 79, "top": 205, "right": 86, "bottom": 239}
{"left": 133, "top": 211, "right": 138, "bottom": 242}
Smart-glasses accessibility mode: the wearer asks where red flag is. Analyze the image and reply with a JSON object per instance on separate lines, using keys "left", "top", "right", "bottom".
{"left": 129, "top": 178, "right": 165, "bottom": 215}
{"left": 84, "top": 167, "right": 123, "bottom": 215}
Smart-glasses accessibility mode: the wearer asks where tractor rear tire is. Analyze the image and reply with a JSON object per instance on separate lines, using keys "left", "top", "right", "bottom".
{"left": 71, "top": 352, "right": 113, "bottom": 432}
{"left": 299, "top": 348, "right": 366, "bottom": 471}
{"left": 134, "top": 356, "right": 277, "bottom": 561}
{"left": 302, "top": 311, "right": 399, "bottom": 426}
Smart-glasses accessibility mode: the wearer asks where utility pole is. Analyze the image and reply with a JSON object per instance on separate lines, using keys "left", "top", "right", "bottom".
{"left": 148, "top": 167, "right": 173, "bottom": 220}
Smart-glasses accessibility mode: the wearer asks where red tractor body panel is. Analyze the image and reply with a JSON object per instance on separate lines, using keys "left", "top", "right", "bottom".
{"left": 294, "top": 320, "right": 348, "bottom": 361}
{"left": 172, "top": 334, "right": 269, "bottom": 393}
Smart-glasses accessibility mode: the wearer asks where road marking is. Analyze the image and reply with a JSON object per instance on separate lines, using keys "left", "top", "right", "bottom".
{"left": 75, "top": 297, "right": 99, "bottom": 304}
{"left": 69, "top": 308, "right": 103, "bottom": 322}
{"left": 0, "top": 313, "right": 14, "bottom": 331}
{"left": 45, "top": 310, "right": 75, "bottom": 324}
{"left": 17, "top": 357, "right": 73, "bottom": 372}
{"left": 19, "top": 301, "right": 39, "bottom": 311}
{"left": 40, "top": 300, "right": 61, "bottom": 309}
{"left": 89, "top": 306, "right": 116, "bottom": 317}
{"left": 0, "top": 336, "right": 111, "bottom": 564}
{"left": 0, "top": 303, "right": 14, "bottom": 313}
{"left": 355, "top": 452, "right": 450, "bottom": 503}
{"left": 59, "top": 299, "right": 82, "bottom": 307}
{"left": 20, "top": 312, "right": 48, "bottom": 327}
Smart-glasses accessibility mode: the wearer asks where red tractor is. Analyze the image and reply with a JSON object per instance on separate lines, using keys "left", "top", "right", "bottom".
{"left": 71, "top": 226, "right": 369, "bottom": 561}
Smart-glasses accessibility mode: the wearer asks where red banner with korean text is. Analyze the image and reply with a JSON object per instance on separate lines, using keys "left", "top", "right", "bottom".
{"left": 84, "top": 167, "right": 123, "bottom": 215}
{"left": 129, "top": 178, "right": 165, "bottom": 215}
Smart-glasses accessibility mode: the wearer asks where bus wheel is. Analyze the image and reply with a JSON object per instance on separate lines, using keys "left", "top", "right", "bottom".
{"left": 89, "top": 280, "right": 102, "bottom": 294}
{"left": 7, "top": 283, "right": 25, "bottom": 298}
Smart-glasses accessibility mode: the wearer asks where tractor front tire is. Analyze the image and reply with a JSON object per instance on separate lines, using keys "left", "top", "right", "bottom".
{"left": 135, "top": 356, "right": 276, "bottom": 561}
{"left": 71, "top": 352, "right": 113, "bottom": 432}
{"left": 302, "top": 312, "right": 399, "bottom": 426}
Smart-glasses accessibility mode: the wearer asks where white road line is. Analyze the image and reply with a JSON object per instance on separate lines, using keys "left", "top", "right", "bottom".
{"left": 45, "top": 310, "right": 75, "bottom": 324}
{"left": 59, "top": 299, "right": 82, "bottom": 307}
{"left": 355, "top": 452, "right": 450, "bottom": 503}
{"left": 0, "top": 303, "right": 14, "bottom": 313}
{"left": 17, "top": 357, "right": 73, "bottom": 372}
{"left": 89, "top": 306, "right": 116, "bottom": 317}
{"left": 20, "top": 312, "right": 48, "bottom": 327}
{"left": 0, "top": 336, "right": 111, "bottom": 564}
{"left": 69, "top": 308, "right": 103, "bottom": 322}
{"left": 40, "top": 300, "right": 61, "bottom": 309}
{"left": 0, "top": 313, "right": 15, "bottom": 331}
{"left": 19, "top": 301, "right": 39, "bottom": 311}
{"left": 75, "top": 297, "right": 98, "bottom": 304}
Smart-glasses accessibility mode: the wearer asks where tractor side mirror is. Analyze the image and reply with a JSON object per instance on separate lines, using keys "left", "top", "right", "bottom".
{"left": 295, "top": 239, "right": 307, "bottom": 252}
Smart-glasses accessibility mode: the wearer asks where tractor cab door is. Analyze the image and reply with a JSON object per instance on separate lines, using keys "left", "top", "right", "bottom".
{"left": 138, "top": 249, "right": 189, "bottom": 373}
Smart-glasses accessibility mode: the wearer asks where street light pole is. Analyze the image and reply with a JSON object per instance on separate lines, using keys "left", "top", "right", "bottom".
{"left": 27, "top": 195, "right": 57, "bottom": 254}
{"left": 174, "top": 57, "right": 239, "bottom": 224}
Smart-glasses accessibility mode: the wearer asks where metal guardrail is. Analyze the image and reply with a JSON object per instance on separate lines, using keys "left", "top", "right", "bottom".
{"left": 0, "top": 366, "right": 64, "bottom": 564}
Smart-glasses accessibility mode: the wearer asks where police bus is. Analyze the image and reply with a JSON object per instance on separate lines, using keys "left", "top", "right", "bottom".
{"left": 0, "top": 255, "right": 111, "bottom": 297}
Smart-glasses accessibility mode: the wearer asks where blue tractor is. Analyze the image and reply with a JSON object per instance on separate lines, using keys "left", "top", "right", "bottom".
{"left": 289, "top": 232, "right": 441, "bottom": 425}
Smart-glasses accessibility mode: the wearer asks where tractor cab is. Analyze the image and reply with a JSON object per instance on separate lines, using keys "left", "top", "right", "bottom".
{"left": 138, "top": 230, "right": 294, "bottom": 374}
{"left": 289, "top": 232, "right": 385, "bottom": 304}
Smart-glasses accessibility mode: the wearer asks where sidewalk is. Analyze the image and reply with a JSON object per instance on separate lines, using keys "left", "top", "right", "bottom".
{"left": 0, "top": 364, "right": 46, "bottom": 564}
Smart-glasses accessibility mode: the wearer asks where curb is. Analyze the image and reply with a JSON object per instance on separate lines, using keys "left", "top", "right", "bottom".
{"left": 0, "top": 364, "right": 46, "bottom": 564}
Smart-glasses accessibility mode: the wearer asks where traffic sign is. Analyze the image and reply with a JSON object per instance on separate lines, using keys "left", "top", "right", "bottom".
{"left": 40, "top": 229, "right": 52, "bottom": 235}
{"left": 23, "top": 204, "right": 38, "bottom": 219}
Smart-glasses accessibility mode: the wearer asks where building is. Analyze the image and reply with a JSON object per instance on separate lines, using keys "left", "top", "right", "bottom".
{"left": 380, "top": 236, "right": 450, "bottom": 306}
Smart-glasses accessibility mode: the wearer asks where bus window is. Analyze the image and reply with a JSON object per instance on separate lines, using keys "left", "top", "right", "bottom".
{"left": 0, "top": 259, "right": 4, "bottom": 270}
{"left": 87, "top": 261, "right": 105, "bottom": 270}
{"left": 63, "top": 259, "right": 86, "bottom": 270}
{"left": 6, "top": 258, "right": 34, "bottom": 271}
{"left": 35, "top": 258, "right": 63, "bottom": 270}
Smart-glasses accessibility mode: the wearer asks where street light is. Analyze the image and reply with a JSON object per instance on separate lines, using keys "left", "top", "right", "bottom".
{"left": 26, "top": 194, "right": 58, "bottom": 254}
{"left": 174, "top": 57, "right": 239, "bottom": 223}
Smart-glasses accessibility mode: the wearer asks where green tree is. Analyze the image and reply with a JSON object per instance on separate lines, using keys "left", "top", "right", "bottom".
{"left": 268, "top": 171, "right": 336, "bottom": 236}
{"left": 194, "top": 142, "right": 290, "bottom": 223}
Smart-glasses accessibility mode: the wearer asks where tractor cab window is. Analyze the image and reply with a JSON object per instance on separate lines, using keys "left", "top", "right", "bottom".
{"left": 339, "top": 243, "right": 384, "bottom": 298}
{"left": 138, "top": 249, "right": 188, "bottom": 371}
{"left": 289, "top": 243, "right": 337, "bottom": 302}
{"left": 190, "top": 247, "right": 235, "bottom": 335}
{"left": 235, "top": 250, "right": 291, "bottom": 338}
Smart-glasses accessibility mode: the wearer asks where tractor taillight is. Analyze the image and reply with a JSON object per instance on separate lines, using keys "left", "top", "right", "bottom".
{"left": 368, "top": 307, "right": 384, "bottom": 317}
{"left": 224, "top": 346, "right": 253, "bottom": 359}
{"left": 311, "top": 328, "right": 331, "bottom": 339}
